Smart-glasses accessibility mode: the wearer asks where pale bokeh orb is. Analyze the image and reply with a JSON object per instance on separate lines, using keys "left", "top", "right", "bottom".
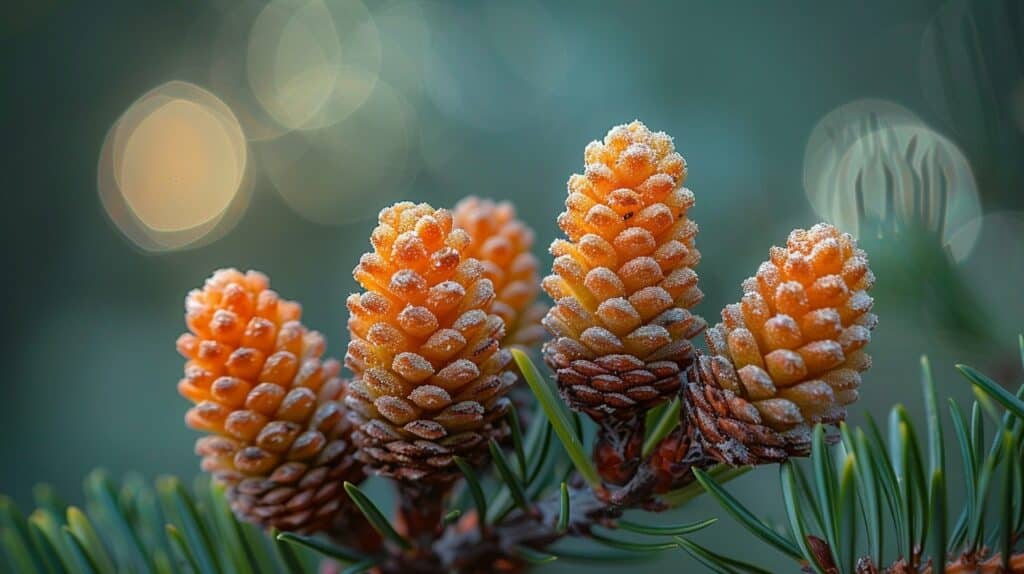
{"left": 209, "top": 0, "right": 293, "bottom": 141}
{"left": 803, "top": 99, "right": 921, "bottom": 222}
{"left": 98, "top": 81, "right": 248, "bottom": 252}
{"left": 258, "top": 74, "right": 418, "bottom": 225}
{"left": 372, "top": 0, "right": 430, "bottom": 95}
{"left": 827, "top": 123, "right": 981, "bottom": 261}
{"left": 246, "top": 0, "right": 381, "bottom": 132}
{"left": 420, "top": 0, "right": 569, "bottom": 131}
{"left": 119, "top": 100, "right": 239, "bottom": 231}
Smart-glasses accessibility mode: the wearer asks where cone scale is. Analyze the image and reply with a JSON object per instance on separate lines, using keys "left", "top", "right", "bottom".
{"left": 176, "top": 269, "right": 364, "bottom": 534}
{"left": 542, "top": 121, "right": 705, "bottom": 417}
{"left": 691, "top": 223, "right": 877, "bottom": 465}
{"left": 345, "top": 202, "right": 515, "bottom": 485}
{"left": 542, "top": 121, "right": 706, "bottom": 484}
{"left": 453, "top": 197, "right": 547, "bottom": 349}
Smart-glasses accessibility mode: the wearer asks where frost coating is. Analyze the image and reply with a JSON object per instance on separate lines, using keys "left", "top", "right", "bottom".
{"left": 689, "top": 223, "right": 877, "bottom": 465}
{"left": 346, "top": 202, "right": 515, "bottom": 483}
{"left": 176, "top": 268, "right": 362, "bottom": 533}
{"left": 542, "top": 121, "right": 706, "bottom": 420}
{"left": 453, "top": 196, "right": 547, "bottom": 347}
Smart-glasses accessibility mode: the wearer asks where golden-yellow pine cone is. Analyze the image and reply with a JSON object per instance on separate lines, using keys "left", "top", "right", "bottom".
{"left": 345, "top": 202, "right": 515, "bottom": 483}
{"left": 453, "top": 197, "right": 547, "bottom": 348}
{"left": 702, "top": 223, "right": 877, "bottom": 437}
{"left": 177, "top": 268, "right": 362, "bottom": 533}
{"left": 542, "top": 120, "right": 706, "bottom": 420}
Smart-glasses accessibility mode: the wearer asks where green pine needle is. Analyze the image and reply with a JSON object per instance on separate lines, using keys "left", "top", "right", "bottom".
{"left": 589, "top": 530, "right": 679, "bottom": 552}
{"left": 165, "top": 524, "right": 201, "bottom": 574}
{"left": 837, "top": 453, "right": 858, "bottom": 574}
{"left": 920, "top": 356, "right": 945, "bottom": 481}
{"left": 676, "top": 537, "right": 773, "bottom": 574}
{"left": 779, "top": 462, "right": 828, "bottom": 574}
{"left": 512, "top": 349, "right": 601, "bottom": 488}
{"left": 270, "top": 528, "right": 305, "bottom": 574}
{"left": 342, "top": 482, "right": 412, "bottom": 551}
{"left": 928, "top": 470, "right": 947, "bottom": 574}
{"left": 453, "top": 456, "right": 489, "bottom": 532}
{"left": 276, "top": 532, "right": 367, "bottom": 564}
{"left": 957, "top": 364, "right": 1024, "bottom": 419}
{"left": 85, "top": 470, "right": 155, "bottom": 574}
{"left": 617, "top": 517, "right": 716, "bottom": 537}
{"left": 489, "top": 440, "right": 531, "bottom": 512}
{"left": 60, "top": 526, "right": 99, "bottom": 574}
{"left": 506, "top": 407, "right": 529, "bottom": 481}
{"left": 641, "top": 397, "right": 681, "bottom": 459}
{"left": 692, "top": 468, "right": 802, "bottom": 561}
{"left": 811, "top": 426, "right": 840, "bottom": 566}
{"left": 513, "top": 545, "right": 559, "bottom": 565}
{"left": 557, "top": 482, "right": 570, "bottom": 534}
{"left": 999, "top": 432, "right": 1016, "bottom": 572}
{"left": 661, "top": 465, "right": 750, "bottom": 508}
{"left": 65, "top": 507, "right": 115, "bottom": 574}
{"left": 2, "top": 526, "right": 41, "bottom": 574}
{"left": 156, "top": 476, "right": 221, "bottom": 574}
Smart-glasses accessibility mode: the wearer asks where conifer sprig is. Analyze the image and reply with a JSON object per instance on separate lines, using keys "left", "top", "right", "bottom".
{"left": 687, "top": 341, "right": 1024, "bottom": 574}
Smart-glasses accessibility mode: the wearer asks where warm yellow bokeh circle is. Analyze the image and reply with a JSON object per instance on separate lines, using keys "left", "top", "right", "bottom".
{"left": 98, "top": 81, "right": 249, "bottom": 251}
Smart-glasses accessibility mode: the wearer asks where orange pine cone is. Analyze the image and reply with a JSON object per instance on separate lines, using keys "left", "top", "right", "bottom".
{"left": 693, "top": 223, "right": 877, "bottom": 464}
{"left": 345, "top": 202, "right": 515, "bottom": 483}
{"left": 453, "top": 197, "right": 547, "bottom": 348}
{"left": 177, "top": 269, "right": 364, "bottom": 533}
{"left": 542, "top": 120, "right": 706, "bottom": 421}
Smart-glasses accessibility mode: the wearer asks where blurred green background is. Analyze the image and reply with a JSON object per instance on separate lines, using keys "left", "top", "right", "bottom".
{"left": 2, "top": 0, "right": 1022, "bottom": 571}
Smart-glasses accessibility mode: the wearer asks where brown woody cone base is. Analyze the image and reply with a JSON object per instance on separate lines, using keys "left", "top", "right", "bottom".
{"left": 546, "top": 347, "right": 691, "bottom": 421}
{"left": 226, "top": 437, "right": 364, "bottom": 533}
{"left": 685, "top": 354, "right": 811, "bottom": 465}
{"left": 593, "top": 415, "right": 646, "bottom": 486}
{"left": 647, "top": 423, "right": 707, "bottom": 494}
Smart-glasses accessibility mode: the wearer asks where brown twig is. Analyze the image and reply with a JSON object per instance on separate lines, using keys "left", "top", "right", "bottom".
{"left": 369, "top": 436, "right": 712, "bottom": 573}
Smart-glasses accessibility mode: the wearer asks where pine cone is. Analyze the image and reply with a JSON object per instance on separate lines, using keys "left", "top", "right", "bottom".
{"left": 453, "top": 197, "right": 547, "bottom": 348}
{"left": 345, "top": 202, "right": 515, "bottom": 483}
{"left": 542, "top": 120, "right": 706, "bottom": 421}
{"left": 692, "top": 223, "right": 877, "bottom": 464}
{"left": 177, "top": 269, "right": 364, "bottom": 533}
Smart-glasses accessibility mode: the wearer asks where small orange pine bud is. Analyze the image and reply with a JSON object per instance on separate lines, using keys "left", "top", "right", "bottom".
{"left": 542, "top": 121, "right": 706, "bottom": 420}
{"left": 178, "top": 269, "right": 363, "bottom": 533}
{"left": 346, "top": 202, "right": 515, "bottom": 483}
{"left": 453, "top": 197, "right": 547, "bottom": 348}
{"left": 691, "top": 223, "right": 877, "bottom": 464}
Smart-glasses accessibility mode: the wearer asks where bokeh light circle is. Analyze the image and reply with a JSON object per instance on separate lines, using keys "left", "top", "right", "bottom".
{"left": 372, "top": 0, "right": 431, "bottom": 95}
{"left": 98, "top": 81, "right": 249, "bottom": 252}
{"left": 209, "top": 0, "right": 292, "bottom": 141}
{"left": 803, "top": 99, "right": 921, "bottom": 220}
{"left": 828, "top": 123, "right": 981, "bottom": 260}
{"left": 420, "top": 0, "right": 569, "bottom": 131}
{"left": 258, "top": 74, "right": 418, "bottom": 225}
{"left": 246, "top": 0, "right": 381, "bottom": 132}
